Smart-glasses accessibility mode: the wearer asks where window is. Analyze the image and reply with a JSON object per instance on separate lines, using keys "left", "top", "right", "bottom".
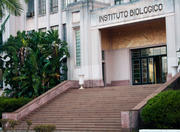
{"left": 27, "top": 30, "right": 35, "bottom": 34}
{"left": 130, "top": 0, "right": 137, "bottom": 2}
{"left": 27, "top": 0, "right": 34, "bottom": 18}
{"left": 50, "top": 0, "right": 58, "bottom": 13}
{"left": 0, "top": 70, "right": 2, "bottom": 88}
{"left": 63, "top": 0, "right": 81, "bottom": 7}
{"left": 75, "top": 29, "right": 81, "bottom": 67}
{"left": 38, "top": 0, "right": 46, "bottom": 16}
{"left": 114, "top": 0, "right": 124, "bottom": 5}
{"left": 0, "top": 69, "right": 2, "bottom": 89}
{"left": 63, "top": 24, "right": 66, "bottom": 41}
{"left": 39, "top": 28, "right": 46, "bottom": 32}
{"left": 51, "top": 25, "right": 58, "bottom": 31}
{"left": 0, "top": 59, "right": 3, "bottom": 89}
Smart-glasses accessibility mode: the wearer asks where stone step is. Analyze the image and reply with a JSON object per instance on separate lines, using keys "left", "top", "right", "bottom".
{"left": 15, "top": 84, "right": 160, "bottom": 131}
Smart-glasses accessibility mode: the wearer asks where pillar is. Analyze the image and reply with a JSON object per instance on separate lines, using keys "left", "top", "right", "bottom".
{"left": 46, "top": 0, "right": 50, "bottom": 30}
{"left": 166, "top": 15, "right": 178, "bottom": 77}
{"left": 58, "top": 0, "right": 62, "bottom": 39}
{"left": 34, "top": 0, "right": 38, "bottom": 31}
{"left": 90, "top": 29, "right": 103, "bottom": 80}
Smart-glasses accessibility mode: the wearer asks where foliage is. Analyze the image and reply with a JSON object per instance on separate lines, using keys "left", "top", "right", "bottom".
{"left": 0, "top": 97, "right": 32, "bottom": 119}
{"left": 0, "top": 119, "right": 19, "bottom": 132}
{"left": 34, "top": 124, "right": 56, "bottom": 132}
{"left": 9, "top": 119, "right": 18, "bottom": 131}
{"left": 26, "top": 120, "right": 32, "bottom": 132}
{"left": 0, "top": 119, "right": 9, "bottom": 132}
{"left": 141, "top": 90, "right": 180, "bottom": 129}
{"left": 0, "top": 30, "right": 69, "bottom": 98}
{"left": 0, "top": 0, "right": 29, "bottom": 17}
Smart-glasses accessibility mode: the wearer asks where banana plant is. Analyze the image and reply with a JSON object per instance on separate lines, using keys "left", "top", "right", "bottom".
{"left": 1, "top": 30, "right": 69, "bottom": 98}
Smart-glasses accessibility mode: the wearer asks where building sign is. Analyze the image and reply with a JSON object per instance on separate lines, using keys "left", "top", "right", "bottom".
{"left": 91, "top": 0, "right": 174, "bottom": 28}
{"left": 99, "top": 3, "right": 163, "bottom": 23}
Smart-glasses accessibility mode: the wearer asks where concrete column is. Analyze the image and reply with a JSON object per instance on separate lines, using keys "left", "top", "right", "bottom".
{"left": 174, "top": 0, "right": 180, "bottom": 50}
{"left": 79, "top": 5, "right": 91, "bottom": 80}
{"left": 90, "top": 29, "right": 103, "bottom": 80}
{"left": 46, "top": 0, "right": 50, "bottom": 30}
{"left": 58, "top": 0, "right": 63, "bottom": 39}
{"left": 66, "top": 11, "right": 73, "bottom": 80}
{"left": 166, "top": 15, "right": 178, "bottom": 77}
{"left": 34, "top": 0, "right": 38, "bottom": 31}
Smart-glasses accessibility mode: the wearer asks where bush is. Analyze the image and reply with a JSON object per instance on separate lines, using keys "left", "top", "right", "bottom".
{"left": 34, "top": 124, "right": 56, "bottom": 132}
{"left": 0, "top": 97, "right": 32, "bottom": 119}
{"left": 141, "top": 90, "right": 180, "bottom": 129}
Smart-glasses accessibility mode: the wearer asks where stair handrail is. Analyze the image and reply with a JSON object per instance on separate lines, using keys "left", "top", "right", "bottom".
{"left": 121, "top": 72, "right": 180, "bottom": 129}
{"left": 2, "top": 80, "right": 79, "bottom": 120}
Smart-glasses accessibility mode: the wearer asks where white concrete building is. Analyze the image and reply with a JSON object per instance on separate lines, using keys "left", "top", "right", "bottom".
{"left": 0, "top": 0, "right": 180, "bottom": 88}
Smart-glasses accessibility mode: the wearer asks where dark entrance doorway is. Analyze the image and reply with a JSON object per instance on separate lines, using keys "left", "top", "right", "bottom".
{"left": 132, "top": 46, "right": 167, "bottom": 85}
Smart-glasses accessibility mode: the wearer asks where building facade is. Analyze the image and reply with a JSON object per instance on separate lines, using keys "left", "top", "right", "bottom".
{"left": 0, "top": 0, "right": 180, "bottom": 88}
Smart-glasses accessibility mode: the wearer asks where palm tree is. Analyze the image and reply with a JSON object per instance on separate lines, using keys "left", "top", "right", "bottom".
{"left": 0, "top": 0, "right": 28, "bottom": 44}
{"left": 0, "top": 0, "right": 23, "bottom": 18}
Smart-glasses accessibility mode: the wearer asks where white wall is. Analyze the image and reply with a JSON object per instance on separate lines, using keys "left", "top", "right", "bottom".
{"left": 105, "top": 48, "right": 130, "bottom": 84}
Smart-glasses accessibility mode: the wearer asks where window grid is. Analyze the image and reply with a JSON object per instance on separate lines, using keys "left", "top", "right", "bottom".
{"left": 130, "top": 0, "right": 137, "bottom": 2}
{"left": 50, "top": 0, "right": 58, "bottom": 13}
{"left": 75, "top": 30, "right": 81, "bottom": 67}
{"left": 27, "top": 0, "right": 34, "bottom": 17}
{"left": 115, "top": 0, "right": 124, "bottom": 5}
{"left": 39, "top": 0, "right": 46, "bottom": 16}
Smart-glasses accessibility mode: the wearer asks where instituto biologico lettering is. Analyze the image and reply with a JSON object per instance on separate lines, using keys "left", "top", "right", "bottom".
{"left": 99, "top": 3, "right": 163, "bottom": 23}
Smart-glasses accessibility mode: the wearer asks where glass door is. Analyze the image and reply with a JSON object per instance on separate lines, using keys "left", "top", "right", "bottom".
{"left": 148, "top": 58, "right": 154, "bottom": 84}
{"left": 132, "top": 59, "right": 141, "bottom": 84}
{"left": 141, "top": 59, "right": 148, "bottom": 84}
{"left": 132, "top": 46, "right": 167, "bottom": 85}
{"left": 162, "top": 56, "right": 167, "bottom": 83}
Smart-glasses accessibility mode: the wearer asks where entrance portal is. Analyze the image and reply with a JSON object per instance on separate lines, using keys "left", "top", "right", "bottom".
{"left": 132, "top": 46, "right": 167, "bottom": 85}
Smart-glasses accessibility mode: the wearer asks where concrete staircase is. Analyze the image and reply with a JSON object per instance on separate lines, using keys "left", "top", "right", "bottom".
{"left": 15, "top": 84, "right": 160, "bottom": 131}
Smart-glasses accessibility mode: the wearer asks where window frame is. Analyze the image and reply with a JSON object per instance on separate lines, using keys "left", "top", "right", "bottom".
{"left": 114, "top": 0, "right": 124, "bottom": 5}
{"left": 38, "top": 0, "right": 46, "bottom": 16}
{"left": 74, "top": 28, "right": 81, "bottom": 67}
{"left": 50, "top": 0, "right": 58, "bottom": 14}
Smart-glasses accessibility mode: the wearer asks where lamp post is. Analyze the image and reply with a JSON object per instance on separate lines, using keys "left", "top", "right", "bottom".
{"left": 79, "top": 74, "right": 84, "bottom": 90}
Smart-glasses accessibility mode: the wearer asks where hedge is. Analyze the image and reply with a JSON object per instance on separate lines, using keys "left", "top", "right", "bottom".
{"left": 141, "top": 90, "right": 180, "bottom": 129}
{"left": 0, "top": 97, "right": 32, "bottom": 119}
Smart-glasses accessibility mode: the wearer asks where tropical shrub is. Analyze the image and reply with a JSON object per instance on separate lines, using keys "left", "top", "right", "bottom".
{"left": 26, "top": 120, "right": 32, "bottom": 132}
{"left": 0, "top": 119, "right": 19, "bottom": 132}
{"left": 141, "top": 90, "right": 180, "bottom": 129}
{"left": 34, "top": 124, "right": 56, "bottom": 132}
{"left": 0, "top": 30, "right": 69, "bottom": 98}
{"left": 0, "top": 97, "right": 32, "bottom": 119}
{"left": 0, "top": 119, "right": 9, "bottom": 132}
{"left": 8, "top": 119, "right": 18, "bottom": 132}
